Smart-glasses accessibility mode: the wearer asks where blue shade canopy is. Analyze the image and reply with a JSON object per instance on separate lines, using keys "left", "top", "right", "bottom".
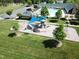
{"left": 29, "top": 16, "right": 46, "bottom": 24}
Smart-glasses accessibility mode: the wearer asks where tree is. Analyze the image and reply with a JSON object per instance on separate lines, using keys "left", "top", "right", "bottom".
{"left": 0, "top": 0, "right": 7, "bottom": 6}
{"left": 36, "top": 0, "right": 42, "bottom": 4}
{"left": 56, "top": 9, "right": 62, "bottom": 19}
{"left": 66, "top": 0, "right": 75, "bottom": 4}
{"left": 53, "top": 25, "right": 66, "bottom": 40}
{"left": 20, "top": 0, "right": 26, "bottom": 4}
{"left": 48, "top": 0, "right": 54, "bottom": 3}
{"left": 27, "top": 0, "right": 32, "bottom": 5}
{"left": 6, "top": 9, "right": 13, "bottom": 16}
{"left": 41, "top": 6, "right": 49, "bottom": 16}
{"left": 31, "top": 0, "right": 42, "bottom": 4}
{"left": 17, "top": 13, "right": 23, "bottom": 19}
{"left": 7, "top": 0, "right": 13, "bottom": 3}
{"left": 0, "top": 0, "right": 14, "bottom": 6}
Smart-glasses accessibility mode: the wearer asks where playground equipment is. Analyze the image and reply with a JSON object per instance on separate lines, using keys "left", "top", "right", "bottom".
{"left": 27, "top": 16, "right": 47, "bottom": 32}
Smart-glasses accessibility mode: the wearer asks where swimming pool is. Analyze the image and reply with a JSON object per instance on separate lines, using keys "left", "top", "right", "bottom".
{"left": 48, "top": 8, "right": 58, "bottom": 17}
{"left": 48, "top": 8, "right": 65, "bottom": 17}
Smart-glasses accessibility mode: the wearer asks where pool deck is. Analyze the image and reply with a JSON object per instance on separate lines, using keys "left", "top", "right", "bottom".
{"left": 18, "top": 20, "right": 79, "bottom": 42}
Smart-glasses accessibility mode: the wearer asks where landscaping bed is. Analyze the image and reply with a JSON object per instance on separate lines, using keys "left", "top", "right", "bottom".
{"left": 69, "top": 19, "right": 79, "bottom": 25}
{"left": 48, "top": 17, "right": 58, "bottom": 23}
{"left": 17, "top": 16, "right": 31, "bottom": 20}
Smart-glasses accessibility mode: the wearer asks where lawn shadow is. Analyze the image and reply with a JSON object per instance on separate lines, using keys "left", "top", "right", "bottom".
{"left": 42, "top": 39, "right": 59, "bottom": 48}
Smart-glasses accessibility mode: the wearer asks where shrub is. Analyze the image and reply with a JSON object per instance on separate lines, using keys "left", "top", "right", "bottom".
{"left": 75, "top": 10, "right": 79, "bottom": 19}
{"left": 49, "top": 19, "right": 58, "bottom": 23}
{"left": 16, "top": 13, "right": 31, "bottom": 20}
{"left": 70, "top": 20, "right": 79, "bottom": 25}
{"left": 17, "top": 13, "right": 23, "bottom": 18}
{"left": 75, "top": 15, "right": 79, "bottom": 19}
{"left": 48, "top": 17, "right": 58, "bottom": 19}
{"left": 48, "top": 17, "right": 58, "bottom": 23}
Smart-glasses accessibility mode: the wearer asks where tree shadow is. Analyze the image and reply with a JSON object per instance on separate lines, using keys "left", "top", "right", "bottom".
{"left": 8, "top": 32, "right": 16, "bottom": 37}
{"left": 42, "top": 39, "right": 59, "bottom": 48}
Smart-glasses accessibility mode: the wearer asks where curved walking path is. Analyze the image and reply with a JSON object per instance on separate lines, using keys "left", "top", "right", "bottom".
{"left": 18, "top": 21, "right": 79, "bottom": 42}
{"left": 64, "top": 27, "right": 79, "bottom": 42}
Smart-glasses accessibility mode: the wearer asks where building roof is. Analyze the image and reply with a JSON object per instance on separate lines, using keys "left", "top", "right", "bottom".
{"left": 22, "top": 11, "right": 32, "bottom": 16}
{"left": 39, "top": 3, "right": 76, "bottom": 13}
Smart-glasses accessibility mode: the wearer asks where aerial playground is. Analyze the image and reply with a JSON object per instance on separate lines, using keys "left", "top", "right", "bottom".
{"left": 27, "top": 16, "right": 47, "bottom": 32}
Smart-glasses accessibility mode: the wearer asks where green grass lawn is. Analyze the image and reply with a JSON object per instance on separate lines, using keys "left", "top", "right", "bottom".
{"left": 0, "top": 3, "right": 23, "bottom": 14}
{"left": 0, "top": 20, "right": 79, "bottom": 59}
